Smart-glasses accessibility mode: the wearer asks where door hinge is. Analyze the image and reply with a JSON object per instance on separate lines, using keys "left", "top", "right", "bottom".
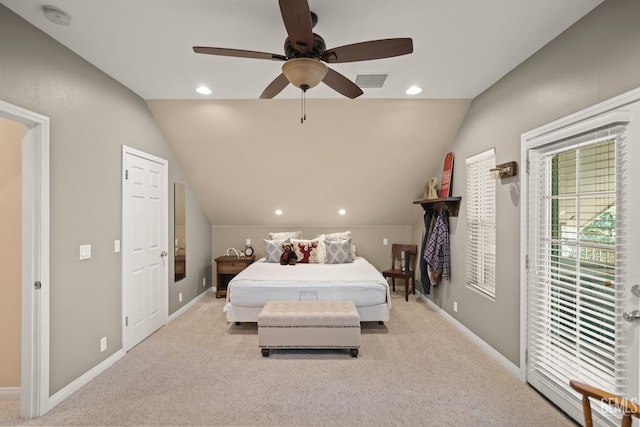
{"left": 34, "top": 281, "right": 42, "bottom": 290}
{"left": 125, "top": 316, "right": 128, "bottom": 327}
{"left": 526, "top": 159, "right": 530, "bottom": 174}
{"left": 525, "top": 349, "right": 528, "bottom": 364}
{"left": 525, "top": 255, "right": 529, "bottom": 269}
{"left": 125, "top": 170, "right": 128, "bottom": 180}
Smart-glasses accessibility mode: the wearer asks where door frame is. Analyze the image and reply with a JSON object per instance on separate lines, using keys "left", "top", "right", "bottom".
{"left": 121, "top": 145, "right": 169, "bottom": 352}
{"left": 520, "top": 87, "right": 640, "bottom": 419}
{"left": 0, "top": 100, "right": 50, "bottom": 418}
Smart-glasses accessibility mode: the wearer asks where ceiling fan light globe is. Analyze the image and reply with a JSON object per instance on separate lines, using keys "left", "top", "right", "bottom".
{"left": 282, "top": 58, "right": 328, "bottom": 90}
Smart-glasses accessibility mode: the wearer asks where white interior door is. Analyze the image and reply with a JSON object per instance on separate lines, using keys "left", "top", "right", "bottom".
{"left": 522, "top": 92, "right": 640, "bottom": 426}
{"left": 122, "top": 146, "right": 168, "bottom": 352}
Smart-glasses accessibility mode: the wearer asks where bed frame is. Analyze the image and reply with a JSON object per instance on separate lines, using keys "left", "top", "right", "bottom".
{"left": 225, "top": 302, "right": 390, "bottom": 323}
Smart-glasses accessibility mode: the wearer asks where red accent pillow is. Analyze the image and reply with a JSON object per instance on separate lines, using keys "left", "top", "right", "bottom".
{"left": 293, "top": 240, "right": 319, "bottom": 263}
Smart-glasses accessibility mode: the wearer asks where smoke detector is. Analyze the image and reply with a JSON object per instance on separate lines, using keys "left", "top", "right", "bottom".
{"left": 42, "top": 5, "right": 72, "bottom": 26}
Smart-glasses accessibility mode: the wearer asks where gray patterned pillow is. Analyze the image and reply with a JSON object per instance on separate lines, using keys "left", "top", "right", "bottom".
{"left": 325, "top": 238, "right": 354, "bottom": 264}
{"left": 264, "top": 238, "right": 289, "bottom": 263}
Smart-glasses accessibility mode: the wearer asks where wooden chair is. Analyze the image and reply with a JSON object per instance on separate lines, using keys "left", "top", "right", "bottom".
{"left": 381, "top": 244, "right": 417, "bottom": 301}
{"left": 570, "top": 380, "right": 640, "bottom": 427}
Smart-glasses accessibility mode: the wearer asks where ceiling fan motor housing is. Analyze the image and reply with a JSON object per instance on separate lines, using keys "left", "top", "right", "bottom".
{"left": 284, "top": 33, "right": 326, "bottom": 59}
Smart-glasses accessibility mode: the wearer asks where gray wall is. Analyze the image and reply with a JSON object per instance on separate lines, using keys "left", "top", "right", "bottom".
{"left": 420, "top": 0, "right": 640, "bottom": 365}
{"left": 0, "top": 6, "right": 212, "bottom": 395}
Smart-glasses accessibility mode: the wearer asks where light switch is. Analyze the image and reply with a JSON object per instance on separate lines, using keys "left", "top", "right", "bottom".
{"left": 114, "top": 240, "right": 121, "bottom": 253}
{"left": 383, "top": 238, "right": 388, "bottom": 246}
{"left": 79, "top": 244, "right": 92, "bottom": 260}
{"left": 246, "top": 238, "right": 251, "bottom": 246}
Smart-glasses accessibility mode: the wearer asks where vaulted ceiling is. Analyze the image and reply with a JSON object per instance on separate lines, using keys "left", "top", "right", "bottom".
{"left": 2, "top": 0, "right": 603, "bottom": 225}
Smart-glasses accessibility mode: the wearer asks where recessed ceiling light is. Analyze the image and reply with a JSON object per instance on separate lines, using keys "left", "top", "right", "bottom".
{"left": 196, "top": 86, "right": 212, "bottom": 95}
{"left": 42, "top": 5, "right": 72, "bottom": 26}
{"left": 275, "top": 209, "right": 283, "bottom": 216}
{"left": 338, "top": 209, "right": 346, "bottom": 215}
{"left": 405, "top": 86, "right": 423, "bottom": 95}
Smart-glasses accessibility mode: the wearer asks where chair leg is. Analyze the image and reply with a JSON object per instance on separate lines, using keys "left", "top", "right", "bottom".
{"left": 392, "top": 278, "right": 395, "bottom": 292}
{"left": 582, "top": 396, "right": 593, "bottom": 427}
{"left": 412, "top": 277, "right": 416, "bottom": 295}
{"left": 405, "top": 279, "right": 409, "bottom": 301}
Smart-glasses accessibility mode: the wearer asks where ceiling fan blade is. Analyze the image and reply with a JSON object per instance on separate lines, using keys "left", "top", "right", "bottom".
{"left": 278, "top": 0, "right": 313, "bottom": 54}
{"left": 322, "top": 68, "right": 363, "bottom": 99}
{"left": 193, "top": 46, "right": 287, "bottom": 61}
{"left": 321, "top": 38, "right": 413, "bottom": 63}
{"left": 260, "top": 73, "right": 290, "bottom": 99}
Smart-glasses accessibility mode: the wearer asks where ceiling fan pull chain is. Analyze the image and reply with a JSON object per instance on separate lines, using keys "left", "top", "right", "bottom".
{"left": 303, "top": 90, "right": 307, "bottom": 123}
{"left": 300, "top": 89, "right": 308, "bottom": 124}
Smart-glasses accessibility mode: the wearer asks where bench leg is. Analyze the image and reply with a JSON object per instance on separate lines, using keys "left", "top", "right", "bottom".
{"left": 350, "top": 349, "right": 359, "bottom": 357}
{"left": 261, "top": 348, "right": 270, "bottom": 357}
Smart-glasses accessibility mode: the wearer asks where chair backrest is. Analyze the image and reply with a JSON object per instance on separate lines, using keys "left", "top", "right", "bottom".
{"left": 570, "top": 380, "right": 640, "bottom": 427}
{"left": 390, "top": 244, "right": 418, "bottom": 272}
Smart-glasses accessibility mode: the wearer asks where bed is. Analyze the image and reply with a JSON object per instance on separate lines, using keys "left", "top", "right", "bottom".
{"left": 224, "top": 256, "right": 391, "bottom": 323}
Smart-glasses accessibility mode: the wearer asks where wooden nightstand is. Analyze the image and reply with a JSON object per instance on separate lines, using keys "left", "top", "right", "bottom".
{"left": 214, "top": 255, "right": 255, "bottom": 298}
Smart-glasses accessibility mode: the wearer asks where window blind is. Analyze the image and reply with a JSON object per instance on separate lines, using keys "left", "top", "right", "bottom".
{"left": 466, "top": 148, "right": 496, "bottom": 298}
{"left": 527, "top": 123, "right": 629, "bottom": 422}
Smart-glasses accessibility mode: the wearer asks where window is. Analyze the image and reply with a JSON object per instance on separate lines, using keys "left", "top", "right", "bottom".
{"left": 465, "top": 148, "right": 496, "bottom": 298}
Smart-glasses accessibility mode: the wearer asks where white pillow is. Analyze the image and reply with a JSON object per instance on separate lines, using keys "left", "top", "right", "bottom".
{"left": 314, "top": 234, "right": 327, "bottom": 263}
{"left": 324, "top": 231, "right": 351, "bottom": 241}
{"left": 263, "top": 238, "right": 289, "bottom": 263}
{"left": 269, "top": 231, "right": 302, "bottom": 240}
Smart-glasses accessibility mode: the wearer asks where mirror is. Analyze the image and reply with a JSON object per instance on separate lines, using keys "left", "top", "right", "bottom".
{"left": 174, "top": 183, "right": 186, "bottom": 282}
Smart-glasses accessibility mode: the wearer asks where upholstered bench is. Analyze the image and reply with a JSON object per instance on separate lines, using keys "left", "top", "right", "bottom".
{"left": 258, "top": 300, "right": 361, "bottom": 357}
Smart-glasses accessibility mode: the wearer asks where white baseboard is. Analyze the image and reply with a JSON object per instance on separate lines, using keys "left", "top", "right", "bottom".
{"left": 168, "top": 288, "right": 213, "bottom": 323}
{"left": 48, "top": 349, "right": 125, "bottom": 410}
{"left": 419, "top": 293, "right": 520, "bottom": 378}
{"left": 0, "top": 387, "right": 20, "bottom": 400}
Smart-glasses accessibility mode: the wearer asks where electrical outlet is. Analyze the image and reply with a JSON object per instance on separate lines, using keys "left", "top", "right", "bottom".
{"left": 100, "top": 337, "right": 107, "bottom": 352}
{"left": 202, "top": 278, "right": 206, "bottom": 287}
{"left": 453, "top": 301, "right": 458, "bottom": 312}
{"left": 246, "top": 238, "right": 251, "bottom": 246}
{"left": 179, "top": 292, "right": 183, "bottom": 303}
{"left": 383, "top": 238, "right": 388, "bottom": 246}
{"left": 114, "top": 240, "right": 120, "bottom": 253}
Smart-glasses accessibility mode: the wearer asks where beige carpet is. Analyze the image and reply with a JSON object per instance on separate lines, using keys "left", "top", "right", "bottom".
{"left": 0, "top": 291, "right": 576, "bottom": 426}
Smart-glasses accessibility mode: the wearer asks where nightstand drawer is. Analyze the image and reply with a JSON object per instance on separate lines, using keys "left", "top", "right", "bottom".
{"left": 217, "top": 261, "right": 247, "bottom": 274}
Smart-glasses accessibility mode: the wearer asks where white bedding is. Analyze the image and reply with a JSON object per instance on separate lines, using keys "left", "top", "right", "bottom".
{"left": 225, "top": 257, "right": 390, "bottom": 312}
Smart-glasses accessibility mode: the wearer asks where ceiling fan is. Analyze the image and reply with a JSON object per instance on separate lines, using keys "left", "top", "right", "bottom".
{"left": 193, "top": 0, "right": 413, "bottom": 100}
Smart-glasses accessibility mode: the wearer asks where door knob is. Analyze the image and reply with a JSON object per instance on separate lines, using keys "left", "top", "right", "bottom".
{"left": 622, "top": 310, "right": 640, "bottom": 322}
{"left": 160, "top": 251, "right": 168, "bottom": 258}
{"left": 631, "top": 285, "right": 640, "bottom": 297}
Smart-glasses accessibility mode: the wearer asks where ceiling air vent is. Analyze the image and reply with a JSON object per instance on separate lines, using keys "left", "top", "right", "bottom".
{"left": 355, "top": 73, "right": 388, "bottom": 88}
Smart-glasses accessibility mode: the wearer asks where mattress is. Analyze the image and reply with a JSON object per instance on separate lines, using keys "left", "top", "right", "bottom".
{"left": 225, "top": 257, "right": 390, "bottom": 308}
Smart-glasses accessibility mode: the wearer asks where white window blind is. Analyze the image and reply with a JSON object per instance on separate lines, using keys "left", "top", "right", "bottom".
{"left": 466, "top": 148, "right": 496, "bottom": 298}
{"left": 527, "top": 123, "right": 629, "bottom": 422}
